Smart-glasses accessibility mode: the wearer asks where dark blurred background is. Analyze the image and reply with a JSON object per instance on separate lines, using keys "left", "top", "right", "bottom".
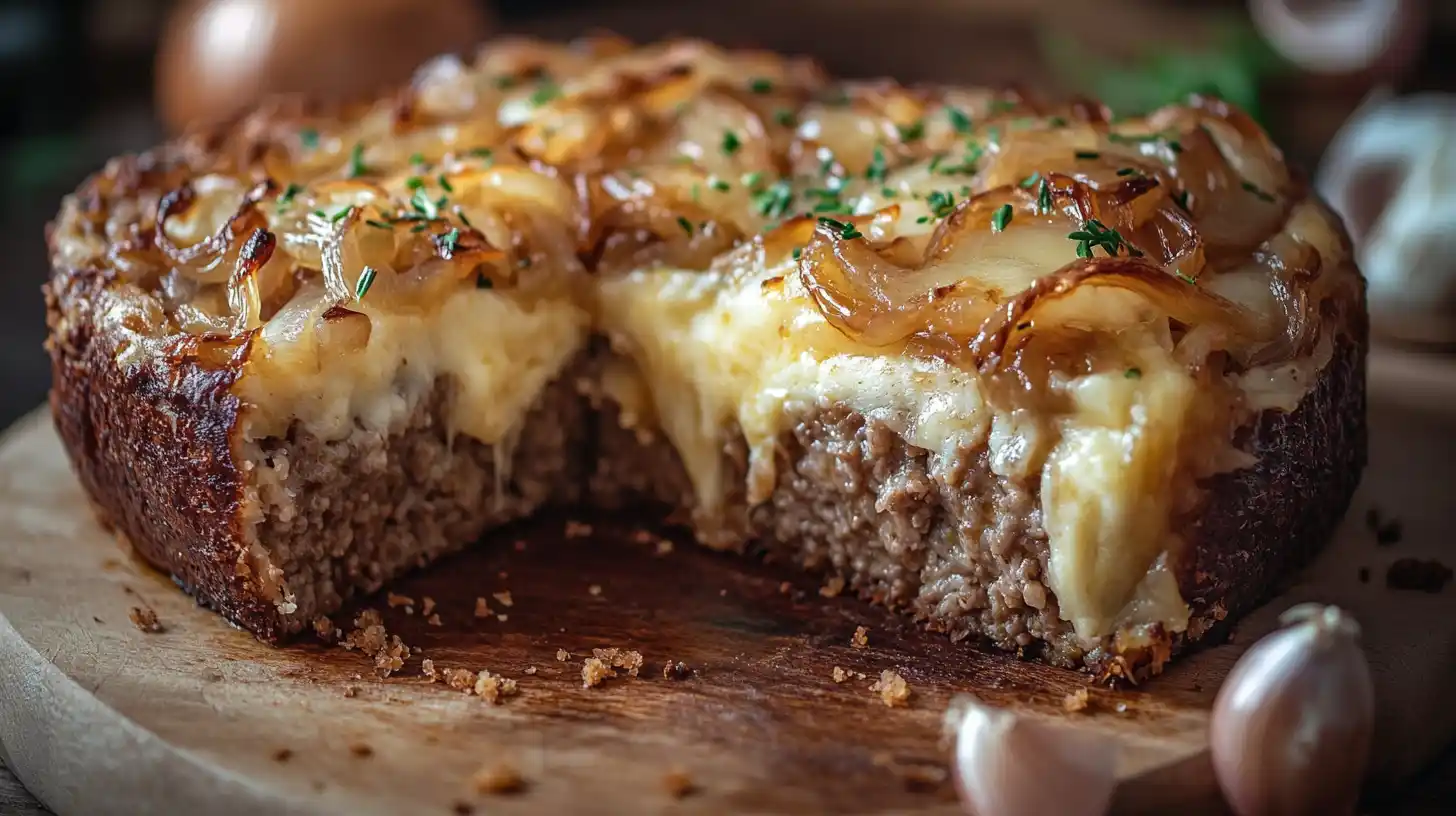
{"left": 2, "top": 0, "right": 1453, "bottom": 432}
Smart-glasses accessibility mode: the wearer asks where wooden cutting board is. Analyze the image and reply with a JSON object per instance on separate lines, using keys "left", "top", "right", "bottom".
{"left": 0, "top": 345, "right": 1452, "bottom": 815}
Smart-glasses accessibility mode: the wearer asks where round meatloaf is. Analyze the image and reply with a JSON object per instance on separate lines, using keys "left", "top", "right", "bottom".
{"left": 44, "top": 35, "right": 1366, "bottom": 678}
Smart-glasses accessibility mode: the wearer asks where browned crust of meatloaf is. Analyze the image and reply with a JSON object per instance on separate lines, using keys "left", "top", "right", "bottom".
{"left": 588, "top": 331, "right": 1366, "bottom": 676}
{"left": 45, "top": 266, "right": 584, "bottom": 638}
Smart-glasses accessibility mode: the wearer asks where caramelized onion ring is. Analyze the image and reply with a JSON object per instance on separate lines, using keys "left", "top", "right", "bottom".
{"left": 154, "top": 180, "right": 273, "bottom": 280}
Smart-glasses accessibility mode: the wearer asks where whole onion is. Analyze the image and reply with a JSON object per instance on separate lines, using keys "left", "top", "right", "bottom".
{"left": 1210, "top": 604, "right": 1374, "bottom": 816}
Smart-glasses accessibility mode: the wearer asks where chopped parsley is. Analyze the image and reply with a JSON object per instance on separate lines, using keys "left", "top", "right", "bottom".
{"left": 926, "top": 190, "right": 956, "bottom": 219}
{"left": 1068, "top": 219, "right": 1136, "bottom": 258}
{"left": 1074, "top": 150, "right": 1101, "bottom": 160}
{"left": 677, "top": 216, "right": 694, "bottom": 236}
{"left": 438, "top": 227, "right": 461, "bottom": 256}
{"left": 807, "top": 187, "right": 850, "bottom": 214}
{"left": 710, "top": 178, "right": 731, "bottom": 192}
{"left": 741, "top": 170, "right": 765, "bottom": 189}
{"left": 1125, "top": 367, "right": 1142, "bottom": 379}
{"left": 276, "top": 183, "right": 302, "bottom": 211}
{"left": 1242, "top": 180, "right": 1276, "bottom": 202}
{"left": 347, "top": 142, "right": 368, "bottom": 178}
{"left": 410, "top": 188, "right": 439, "bottom": 220}
{"left": 752, "top": 180, "right": 794, "bottom": 219}
{"left": 1048, "top": 116, "right": 1069, "bottom": 127}
{"left": 1036, "top": 178, "right": 1053, "bottom": 214}
{"left": 529, "top": 81, "right": 560, "bottom": 107}
{"left": 365, "top": 218, "right": 392, "bottom": 230}
{"left": 749, "top": 77, "right": 774, "bottom": 94}
{"left": 986, "top": 126, "right": 1002, "bottom": 147}
{"left": 897, "top": 120, "right": 925, "bottom": 143}
{"left": 865, "top": 147, "right": 888, "bottom": 183}
{"left": 880, "top": 186, "right": 898, "bottom": 198}
{"left": 774, "top": 109, "right": 796, "bottom": 128}
{"left": 354, "top": 266, "right": 377, "bottom": 300}
{"left": 1019, "top": 172, "right": 1042, "bottom": 189}
{"left": 329, "top": 206, "right": 353, "bottom": 223}
{"left": 492, "top": 75, "right": 517, "bottom": 90}
{"left": 818, "top": 216, "right": 861, "bottom": 240}
{"left": 988, "top": 99, "right": 1017, "bottom": 115}
{"left": 437, "top": 174, "right": 455, "bottom": 193}
{"left": 1175, "top": 271, "right": 1198, "bottom": 284}
{"left": 1116, "top": 167, "right": 1140, "bottom": 177}
{"left": 721, "top": 130, "right": 742, "bottom": 155}
{"left": 470, "top": 147, "right": 494, "bottom": 162}
{"left": 409, "top": 152, "right": 426, "bottom": 166}
{"left": 947, "top": 106, "right": 973, "bottom": 134}
{"left": 299, "top": 128, "right": 319, "bottom": 150}
{"left": 792, "top": 247, "right": 803, "bottom": 261}
{"left": 991, "top": 203, "right": 1013, "bottom": 233}
{"left": 405, "top": 176, "right": 425, "bottom": 190}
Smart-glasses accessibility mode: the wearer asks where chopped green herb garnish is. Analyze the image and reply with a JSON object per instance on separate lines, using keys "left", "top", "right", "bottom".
{"left": 928, "top": 154, "right": 945, "bottom": 174}
{"left": 1173, "top": 190, "right": 1191, "bottom": 211}
{"left": 752, "top": 180, "right": 794, "bottom": 220}
{"left": 1116, "top": 167, "right": 1139, "bottom": 177}
{"left": 710, "top": 178, "right": 731, "bottom": 192}
{"left": 456, "top": 210, "right": 472, "bottom": 228}
{"left": 991, "top": 203, "right": 1013, "bottom": 233}
{"left": 438, "top": 174, "right": 454, "bottom": 193}
{"left": 276, "top": 183, "right": 303, "bottom": 210}
{"left": 774, "top": 109, "right": 796, "bottom": 128}
{"left": 1241, "top": 181, "right": 1276, "bottom": 202}
{"left": 1074, "top": 150, "right": 1101, "bottom": 160}
{"left": 897, "top": 120, "right": 925, "bottom": 142}
{"left": 1175, "top": 271, "right": 1198, "bottom": 284}
{"left": 299, "top": 128, "right": 319, "bottom": 150}
{"left": 1036, "top": 178, "right": 1052, "bottom": 214}
{"left": 817, "top": 216, "right": 862, "bottom": 240}
{"left": 347, "top": 142, "right": 368, "bottom": 178}
{"left": 721, "top": 130, "right": 742, "bottom": 155}
{"left": 741, "top": 170, "right": 765, "bottom": 189}
{"left": 470, "top": 147, "right": 494, "bottom": 161}
{"left": 926, "top": 190, "right": 956, "bottom": 219}
{"left": 439, "top": 227, "right": 461, "bottom": 256}
{"left": 410, "top": 223, "right": 429, "bottom": 233}
{"left": 406, "top": 176, "right": 425, "bottom": 190}
{"left": 1125, "top": 367, "right": 1142, "bottom": 379}
{"left": 409, "top": 152, "right": 426, "bottom": 166}
{"left": 947, "top": 106, "right": 973, "bottom": 134}
{"left": 677, "top": 216, "right": 694, "bottom": 236}
{"left": 881, "top": 186, "right": 898, "bottom": 198}
{"left": 986, "top": 126, "right": 1002, "bottom": 147}
{"left": 492, "top": 75, "right": 517, "bottom": 90}
{"left": 792, "top": 247, "right": 803, "bottom": 261}
{"left": 692, "top": 183, "right": 701, "bottom": 203}
{"left": 312, "top": 209, "right": 327, "bottom": 219}
{"left": 1068, "top": 219, "right": 1137, "bottom": 258}
{"left": 330, "top": 206, "right": 353, "bottom": 223}
{"left": 1048, "top": 116, "right": 1069, "bottom": 127}
{"left": 988, "top": 99, "right": 1017, "bottom": 115}
{"left": 866, "top": 146, "right": 888, "bottom": 184}
{"left": 366, "top": 218, "right": 392, "bottom": 230}
{"left": 410, "top": 188, "right": 439, "bottom": 220}
{"left": 1019, "top": 172, "right": 1041, "bottom": 189}
{"left": 529, "top": 81, "right": 560, "bottom": 106}
{"left": 354, "top": 266, "right": 377, "bottom": 300}
{"left": 749, "top": 77, "right": 774, "bottom": 94}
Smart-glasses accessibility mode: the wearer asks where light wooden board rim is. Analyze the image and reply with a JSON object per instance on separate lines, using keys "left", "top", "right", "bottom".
{"left": 0, "top": 371, "right": 1453, "bottom": 814}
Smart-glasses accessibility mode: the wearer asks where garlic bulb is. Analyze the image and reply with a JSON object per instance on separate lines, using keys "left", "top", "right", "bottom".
{"left": 946, "top": 696, "right": 1117, "bottom": 816}
{"left": 1210, "top": 604, "right": 1374, "bottom": 816}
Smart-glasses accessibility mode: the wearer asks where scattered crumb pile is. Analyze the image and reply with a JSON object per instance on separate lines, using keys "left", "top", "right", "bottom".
{"left": 556, "top": 649, "right": 570, "bottom": 661}
{"left": 340, "top": 609, "right": 409, "bottom": 677}
{"left": 471, "top": 762, "right": 526, "bottom": 795}
{"left": 663, "top": 661, "right": 692, "bottom": 680}
{"left": 1063, "top": 687, "right": 1091, "bottom": 713}
{"left": 128, "top": 606, "right": 163, "bottom": 633}
{"left": 581, "top": 648, "right": 644, "bottom": 688}
{"left": 662, "top": 769, "right": 696, "bottom": 799}
{"left": 422, "top": 659, "right": 519, "bottom": 704}
{"left": 869, "top": 670, "right": 912, "bottom": 708}
{"left": 851, "top": 626, "right": 869, "bottom": 649}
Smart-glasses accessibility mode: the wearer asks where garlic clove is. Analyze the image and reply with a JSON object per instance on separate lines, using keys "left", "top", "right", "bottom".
{"left": 946, "top": 696, "right": 1118, "bottom": 816}
{"left": 1210, "top": 604, "right": 1374, "bottom": 816}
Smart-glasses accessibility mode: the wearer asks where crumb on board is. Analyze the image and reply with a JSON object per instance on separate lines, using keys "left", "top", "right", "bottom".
{"left": 343, "top": 686, "right": 359, "bottom": 698}
{"left": 832, "top": 666, "right": 848, "bottom": 684}
{"left": 869, "top": 670, "right": 912, "bottom": 708}
{"left": 851, "top": 626, "right": 869, "bottom": 649}
{"left": 1063, "top": 688, "right": 1090, "bottom": 713}
{"left": 273, "top": 748, "right": 293, "bottom": 763}
{"left": 474, "top": 597, "right": 492, "bottom": 618}
{"left": 422, "top": 659, "right": 438, "bottom": 682}
{"left": 594, "top": 648, "right": 644, "bottom": 676}
{"left": 350, "top": 743, "right": 374, "bottom": 758}
{"left": 386, "top": 592, "right": 414, "bottom": 609}
{"left": 493, "top": 591, "right": 514, "bottom": 608}
{"left": 582, "top": 657, "right": 613, "bottom": 689}
{"left": 445, "top": 668, "right": 476, "bottom": 692}
{"left": 664, "top": 661, "right": 692, "bottom": 680}
{"left": 588, "top": 584, "right": 603, "bottom": 597}
{"left": 524, "top": 666, "right": 538, "bottom": 675}
{"left": 473, "top": 671, "right": 519, "bottom": 704}
{"left": 128, "top": 606, "right": 163, "bottom": 633}
{"left": 820, "top": 575, "right": 846, "bottom": 598}
{"left": 427, "top": 613, "right": 443, "bottom": 627}
{"left": 662, "top": 769, "right": 696, "bottom": 799}
{"left": 313, "top": 615, "right": 336, "bottom": 642}
{"left": 341, "top": 609, "right": 409, "bottom": 677}
{"left": 1387, "top": 558, "right": 1453, "bottom": 593}
{"left": 471, "top": 762, "right": 526, "bottom": 795}
{"left": 556, "top": 649, "right": 570, "bottom": 662}
{"left": 564, "top": 520, "right": 594, "bottom": 539}
{"left": 421, "top": 596, "right": 436, "bottom": 617}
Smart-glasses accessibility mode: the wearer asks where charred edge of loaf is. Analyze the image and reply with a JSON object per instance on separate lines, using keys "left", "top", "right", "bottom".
{"left": 45, "top": 269, "right": 586, "bottom": 639}
{"left": 588, "top": 333, "right": 1366, "bottom": 679}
